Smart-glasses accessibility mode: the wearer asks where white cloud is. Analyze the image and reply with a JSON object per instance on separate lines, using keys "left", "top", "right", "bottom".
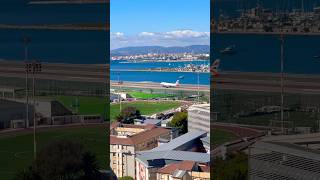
{"left": 111, "top": 32, "right": 125, "bottom": 38}
{"left": 164, "top": 30, "right": 209, "bottom": 38}
{"left": 110, "top": 30, "right": 209, "bottom": 49}
{"left": 139, "top": 32, "right": 155, "bottom": 36}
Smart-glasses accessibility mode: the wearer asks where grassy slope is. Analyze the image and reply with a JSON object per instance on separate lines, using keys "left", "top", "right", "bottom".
{"left": 0, "top": 125, "right": 107, "bottom": 180}
{"left": 110, "top": 101, "right": 181, "bottom": 121}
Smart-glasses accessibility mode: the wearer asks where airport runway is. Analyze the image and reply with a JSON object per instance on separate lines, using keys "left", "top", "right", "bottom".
{"left": 111, "top": 81, "right": 210, "bottom": 92}
{"left": 0, "top": 60, "right": 108, "bottom": 83}
{"left": 1, "top": 60, "right": 320, "bottom": 94}
{"left": 213, "top": 72, "right": 320, "bottom": 95}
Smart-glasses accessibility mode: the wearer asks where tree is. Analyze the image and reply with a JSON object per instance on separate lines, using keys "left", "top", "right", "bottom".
{"left": 213, "top": 152, "right": 248, "bottom": 180}
{"left": 116, "top": 106, "right": 141, "bottom": 124}
{"left": 118, "top": 176, "right": 134, "bottom": 180}
{"left": 168, "top": 111, "right": 188, "bottom": 134}
{"left": 13, "top": 166, "right": 41, "bottom": 180}
{"left": 14, "top": 140, "right": 100, "bottom": 180}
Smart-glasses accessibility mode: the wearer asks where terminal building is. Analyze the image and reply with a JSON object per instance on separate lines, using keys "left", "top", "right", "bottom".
{"left": 188, "top": 104, "right": 210, "bottom": 136}
{"left": 249, "top": 133, "right": 320, "bottom": 180}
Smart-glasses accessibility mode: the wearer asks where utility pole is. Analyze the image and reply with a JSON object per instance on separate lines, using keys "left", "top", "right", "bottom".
{"left": 23, "top": 37, "right": 31, "bottom": 128}
{"left": 280, "top": 34, "right": 285, "bottom": 134}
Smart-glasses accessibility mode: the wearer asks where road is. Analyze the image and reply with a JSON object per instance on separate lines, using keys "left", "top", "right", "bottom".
{"left": 111, "top": 81, "right": 210, "bottom": 92}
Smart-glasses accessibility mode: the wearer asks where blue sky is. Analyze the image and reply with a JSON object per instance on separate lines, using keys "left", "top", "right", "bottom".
{"left": 111, "top": 0, "right": 210, "bottom": 49}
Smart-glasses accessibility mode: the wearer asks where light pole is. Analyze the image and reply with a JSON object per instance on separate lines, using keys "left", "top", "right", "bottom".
{"left": 118, "top": 73, "right": 122, "bottom": 112}
{"left": 197, "top": 69, "right": 200, "bottom": 104}
{"left": 280, "top": 34, "right": 285, "bottom": 134}
{"left": 23, "top": 37, "right": 31, "bottom": 128}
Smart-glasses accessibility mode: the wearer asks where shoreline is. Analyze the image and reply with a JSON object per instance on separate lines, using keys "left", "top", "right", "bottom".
{"left": 111, "top": 69, "right": 209, "bottom": 73}
{"left": 114, "top": 59, "right": 209, "bottom": 63}
{"left": 0, "top": 23, "right": 109, "bottom": 31}
{"left": 213, "top": 31, "right": 320, "bottom": 36}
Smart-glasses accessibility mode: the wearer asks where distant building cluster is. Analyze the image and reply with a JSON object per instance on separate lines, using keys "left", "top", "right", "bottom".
{"left": 111, "top": 53, "right": 210, "bottom": 61}
{"left": 109, "top": 103, "right": 211, "bottom": 180}
{"left": 148, "top": 63, "right": 210, "bottom": 73}
{"left": 214, "top": 3, "right": 320, "bottom": 34}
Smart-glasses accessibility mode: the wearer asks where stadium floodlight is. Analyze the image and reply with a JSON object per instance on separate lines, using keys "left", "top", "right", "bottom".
{"left": 23, "top": 37, "right": 31, "bottom": 129}
{"left": 26, "top": 60, "right": 42, "bottom": 160}
{"left": 280, "top": 34, "right": 285, "bottom": 134}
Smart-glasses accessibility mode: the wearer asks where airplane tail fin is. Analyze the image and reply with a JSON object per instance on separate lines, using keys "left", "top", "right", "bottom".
{"left": 212, "top": 59, "right": 220, "bottom": 77}
{"left": 212, "top": 59, "right": 220, "bottom": 69}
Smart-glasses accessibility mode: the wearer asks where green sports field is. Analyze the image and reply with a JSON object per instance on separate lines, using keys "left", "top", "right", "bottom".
{"left": 110, "top": 101, "right": 181, "bottom": 121}
{"left": 128, "top": 92, "right": 174, "bottom": 99}
{"left": 0, "top": 125, "right": 108, "bottom": 180}
{"left": 39, "top": 96, "right": 108, "bottom": 119}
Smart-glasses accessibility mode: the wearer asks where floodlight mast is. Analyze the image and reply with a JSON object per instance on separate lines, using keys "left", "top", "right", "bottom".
{"left": 280, "top": 34, "right": 285, "bottom": 134}
{"left": 23, "top": 37, "right": 31, "bottom": 128}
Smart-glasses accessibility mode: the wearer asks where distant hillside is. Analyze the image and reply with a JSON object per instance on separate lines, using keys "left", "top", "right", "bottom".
{"left": 111, "top": 45, "right": 209, "bottom": 56}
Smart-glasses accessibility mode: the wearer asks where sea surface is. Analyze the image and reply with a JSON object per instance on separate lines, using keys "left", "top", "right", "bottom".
{"left": 212, "top": 34, "right": 320, "bottom": 74}
{"left": 110, "top": 60, "right": 210, "bottom": 85}
{"left": 0, "top": 0, "right": 108, "bottom": 64}
{"left": 212, "top": 0, "right": 320, "bottom": 75}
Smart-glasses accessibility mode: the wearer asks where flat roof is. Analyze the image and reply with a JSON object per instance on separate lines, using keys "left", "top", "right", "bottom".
{"left": 252, "top": 141, "right": 320, "bottom": 161}
{"left": 144, "top": 119, "right": 162, "bottom": 125}
{"left": 262, "top": 133, "right": 320, "bottom": 144}
{"left": 136, "top": 150, "right": 210, "bottom": 167}
{"left": 150, "top": 130, "right": 207, "bottom": 152}
{"left": 188, "top": 103, "right": 210, "bottom": 110}
{"left": 0, "top": 99, "right": 26, "bottom": 109}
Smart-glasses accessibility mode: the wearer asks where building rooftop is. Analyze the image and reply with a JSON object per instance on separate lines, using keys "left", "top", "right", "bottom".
{"left": 201, "top": 136, "right": 210, "bottom": 147}
{"left": 150, "top": 130, "right": 207, "bottom": 152}
{"left": 143, "top": 119, "right": 162, "bottom": 125}
{"left": 157, "top": 161, "right": 196, "bottom": 174}
{"left": 188, "top": 103, "right": 210, "bottom": 111}
{"left": 136, "top": 150, "right": 210, "bottom": 167}
{"left": 252, "top": 141, "right": 320, "bottom": 161}
{"left": 0, "top": 99, "right": 27, "bottom": 110}
{"left": 262, "top": 133, "right": 320, "bottom": 144}
{"left": 110, "top": 122, "right": 170, "bottom": 146}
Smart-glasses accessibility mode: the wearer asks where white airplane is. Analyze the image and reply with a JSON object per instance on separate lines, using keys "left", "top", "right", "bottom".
{"left": 160, "top": 80, "right": 180, "bottom": 88}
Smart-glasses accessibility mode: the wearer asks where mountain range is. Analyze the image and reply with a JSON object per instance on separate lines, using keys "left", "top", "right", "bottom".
{"left": 111, "top": 45, "right": 210, "bottom": 56}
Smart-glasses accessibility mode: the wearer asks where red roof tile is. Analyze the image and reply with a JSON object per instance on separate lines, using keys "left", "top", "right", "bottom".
{"left": 110, "top": 124, "right": 170, "bottom": 146}
{"left": 157, "top": 161, "right": 196, "bottom": 174}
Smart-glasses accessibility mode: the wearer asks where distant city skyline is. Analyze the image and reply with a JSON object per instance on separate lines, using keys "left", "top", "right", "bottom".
{"left": 111, "top": 0, "right": 209, "bottom": 49}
